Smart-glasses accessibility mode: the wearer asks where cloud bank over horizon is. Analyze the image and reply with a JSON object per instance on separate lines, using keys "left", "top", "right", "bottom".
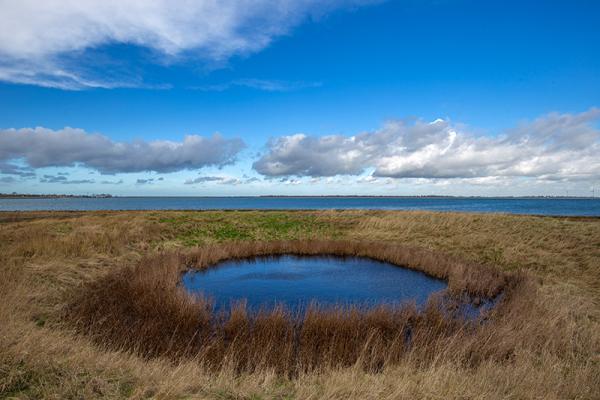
{"left": 0, "top": 127, "right": 245, "bottom": 174}
{"left": 0, "top": 0, "right": 375, "bottom": 89}
{"left": 1, "top": 108, "right": 599, "bottom": 195}
{"left": 254, "top": 108, "right": 600, "bottom": 185}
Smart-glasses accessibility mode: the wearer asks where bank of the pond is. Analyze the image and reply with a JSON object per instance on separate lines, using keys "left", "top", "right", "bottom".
{"left": 65, "top": 241, "right": 525, "bottom": 374}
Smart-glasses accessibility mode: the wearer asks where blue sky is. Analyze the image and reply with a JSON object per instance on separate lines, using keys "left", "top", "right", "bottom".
{"left": 0, "top": 0, "right": 599, "bottom": 196}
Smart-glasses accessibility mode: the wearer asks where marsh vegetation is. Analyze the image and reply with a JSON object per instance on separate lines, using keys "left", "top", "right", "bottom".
{"left": 65, "top": 240, "right": 524, "bottom": 375}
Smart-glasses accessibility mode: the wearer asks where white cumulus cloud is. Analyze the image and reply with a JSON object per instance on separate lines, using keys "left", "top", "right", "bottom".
{"left": 253, "top": 108, "right": 600, "bottom": 184}
{"left": 0, "top": 0, "right": 376, "bottom": 89}
{"left": 0, "top": 127, "right": 245, "bottom": 174}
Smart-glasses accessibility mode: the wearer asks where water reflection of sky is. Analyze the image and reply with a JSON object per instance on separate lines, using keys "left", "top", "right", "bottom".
{"left": 182, "top": 255, "right": 447, "bottom": 313}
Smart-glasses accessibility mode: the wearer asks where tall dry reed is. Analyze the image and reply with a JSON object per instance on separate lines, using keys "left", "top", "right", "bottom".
{"left": 65, "top": 240, "right": 528, "bottom": 375}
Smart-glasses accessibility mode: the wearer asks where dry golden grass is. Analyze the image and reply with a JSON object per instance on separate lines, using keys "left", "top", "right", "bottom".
{"left": 1, "top": 210, "right": 599, "bottom": 399}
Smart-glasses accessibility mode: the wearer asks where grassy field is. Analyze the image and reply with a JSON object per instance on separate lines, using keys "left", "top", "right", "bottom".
{"left": 1, "top": 210, "right": 599, "bottom": 399}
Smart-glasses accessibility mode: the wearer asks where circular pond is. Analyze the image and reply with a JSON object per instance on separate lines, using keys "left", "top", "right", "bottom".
{"left": 182, "top": 255, "right": 447, "bottom": 312}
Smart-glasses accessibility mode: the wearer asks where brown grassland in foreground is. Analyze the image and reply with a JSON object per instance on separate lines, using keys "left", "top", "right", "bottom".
{"left": 0, "top": 210, "right": 599, "bottom": 399}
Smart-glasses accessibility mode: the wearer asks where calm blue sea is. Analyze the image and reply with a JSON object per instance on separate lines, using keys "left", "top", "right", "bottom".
{"left": 0, "top": 196, "right": 599, "bottom": 216}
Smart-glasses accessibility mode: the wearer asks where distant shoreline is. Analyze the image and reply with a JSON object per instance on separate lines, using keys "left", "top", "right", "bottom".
{"left": 0, "top": 193, "right": 113, "bottom": 199}
{"left": 0, "top": 193, "right": 597, "bottom": 200}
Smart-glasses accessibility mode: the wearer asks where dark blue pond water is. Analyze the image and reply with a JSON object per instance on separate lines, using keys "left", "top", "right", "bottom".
{"left": 181, "top": 255, "right": 447, "bottom": 313}
{"left": 1, "top": 196, "right": 599, "bottom": 216}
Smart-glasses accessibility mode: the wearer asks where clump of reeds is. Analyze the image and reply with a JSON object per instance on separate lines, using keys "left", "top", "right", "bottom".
{"left": 64, "top": 240, "right": 530, "bottom": 375}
